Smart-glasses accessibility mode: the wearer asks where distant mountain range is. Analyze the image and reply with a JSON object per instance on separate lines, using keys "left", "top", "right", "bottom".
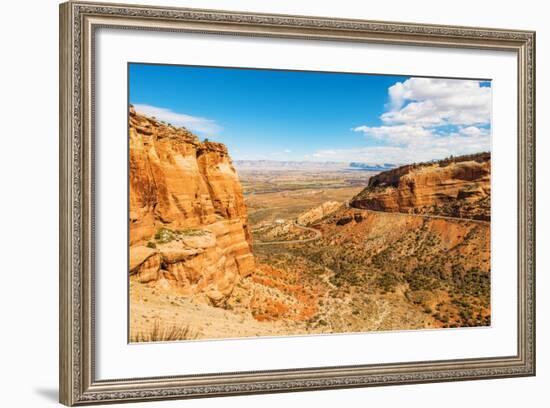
{"left": 233, "top": 160, "right": 398, "bottom": 172}
{"left": 348, "top": 162, "right": 398, "bottom": 171}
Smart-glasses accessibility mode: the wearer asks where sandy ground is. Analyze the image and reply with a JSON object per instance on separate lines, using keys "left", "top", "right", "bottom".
{"left": 129, "top": 271, "right": 435, "bottom": 343}
{"left": 129, "top": 277, "right": 310, "bottom": 341}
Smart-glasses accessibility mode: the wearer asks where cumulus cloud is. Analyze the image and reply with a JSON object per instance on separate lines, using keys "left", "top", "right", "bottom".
{"left": 133, "top": 104, "right": 221, "bottom": 136}
{"left": 352, "top": 125, "right": 433, "bottom": 146}
{"left": 350, "top": 125, "right": 490, "bottom": 164}
{"left": 311, "top": 127, "right": 490, "bottom": 164}
{"left": 381, "top": 78, "right": 491, "bottom": 126}
{"left": 348, "top": 77, "right": 491, "bottom": 163}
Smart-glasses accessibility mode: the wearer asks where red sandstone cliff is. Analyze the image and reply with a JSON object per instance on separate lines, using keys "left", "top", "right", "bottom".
{"left": 128, "top": 106, "right": 254, "bottom": 306}
{"left": 350, "top": 153, "right": 491, "bottom": 221}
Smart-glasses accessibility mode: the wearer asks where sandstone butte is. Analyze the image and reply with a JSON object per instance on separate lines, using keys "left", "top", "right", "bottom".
{"left": 350, "top": 152, "right": 491, "bottom": 221}
{"left": 128, "top": 105, "right": 254, "bottom": 306}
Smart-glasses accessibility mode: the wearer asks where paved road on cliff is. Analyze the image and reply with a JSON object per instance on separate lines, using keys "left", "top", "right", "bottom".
{"left": 346, "top": 201, "right": 490, "bottom": 225}
{"left": 253, "top": 221, "right": 322, "bottom": 246}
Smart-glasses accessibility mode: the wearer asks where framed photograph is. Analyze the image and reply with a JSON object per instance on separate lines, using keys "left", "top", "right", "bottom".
{"left": 59, "top": 1, "right": 536, "bottom": 405}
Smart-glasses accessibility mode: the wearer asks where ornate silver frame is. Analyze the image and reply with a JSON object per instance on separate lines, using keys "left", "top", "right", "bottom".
{"left": 59, "top": 1, "right": 536, "bottom": 405}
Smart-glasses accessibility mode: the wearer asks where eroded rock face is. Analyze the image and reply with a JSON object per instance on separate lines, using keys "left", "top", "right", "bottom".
{"left": 297, "top": 201, "right": 341, "bottom": 226}
{"left": 350, "top": 153, "right": 491, "bottom": 221}
{"left": 128, "top": 106, "right": 254, "bottom": 305}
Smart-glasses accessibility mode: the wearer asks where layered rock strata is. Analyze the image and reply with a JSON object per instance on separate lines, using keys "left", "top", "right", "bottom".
{"left": 128, "top": 105, "right": 254, "bottom": 305}
{"left": 350, "top": 153, "right": 491, "bottom": 221}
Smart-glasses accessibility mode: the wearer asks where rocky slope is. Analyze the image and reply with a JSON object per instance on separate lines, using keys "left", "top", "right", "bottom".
{"left": 297, "top": 201, "right": 342, "bottom": 226}
{"left": 350, "top": 152, "right": 491, "bottom": 221}
{"left": 290, "top": 207, "right": 491, "bottom": 330}
{"left": 128, "top": 106, "right": 254, "bottom": 306}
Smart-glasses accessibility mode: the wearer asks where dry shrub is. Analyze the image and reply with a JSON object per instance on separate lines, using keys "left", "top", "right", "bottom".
{"left": 131, "top": 320, "right": 197, "bottom": 343}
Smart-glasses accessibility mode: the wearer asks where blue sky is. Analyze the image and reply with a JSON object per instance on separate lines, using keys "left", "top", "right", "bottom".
{"left": 129, "top": 63, "right": 491, "bottom": 164}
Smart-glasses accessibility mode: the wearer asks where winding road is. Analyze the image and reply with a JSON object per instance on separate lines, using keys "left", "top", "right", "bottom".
{"left": 253, "top": 221, "right": 322, "bottom": 246}
{"left": 253, "top": 203, "right": 489, "bottom": 247}
{"left": 346, "top": 201, "right": 490, "bottom": 225}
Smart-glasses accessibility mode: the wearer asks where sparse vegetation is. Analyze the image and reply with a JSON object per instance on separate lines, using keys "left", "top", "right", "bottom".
{"left": 130, "top": 320, "right": 197, "bottom": 343}
{"left": 153, "top": 227, "right": 207, "bottom": 244}
{"left": 376, "top": 271, "right": 400, "bottom": 293}
{"left": 154, "top": 227, "right": 176, "bottom": 244}
{"left": 177, "top": 228, "right": 207, "bottom": 237}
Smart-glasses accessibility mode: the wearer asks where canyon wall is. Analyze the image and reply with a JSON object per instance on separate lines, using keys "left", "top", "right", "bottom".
{"left": 128, "top": 106, "right": 254, "bottom": 306}
{"left": 350, "top": 153, "right": 491, "bottom": 221}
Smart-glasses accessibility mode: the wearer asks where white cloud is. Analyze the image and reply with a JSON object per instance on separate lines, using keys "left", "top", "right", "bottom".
{"left": 346, "top": 78, "right": 491, "bottom": 163}
{"left": 284, "top": 149, "right": 292, "bottom": 153}
{"left": 349, "top": 124, "right": 490, "bottom": 163}
{"left": 352, "top": 125, "right": 432, "bottom": 146}
{"left": 381, "top": 78, "right": 491, "bottom": 127}
{"left": 133, "top": 104, "right": 221, "bottom": 136}
{"left": 458, "top": 126, "right": 489, "bottom": 137}
{"left": 311, "top": 128, "right": 490, "bottom": 164}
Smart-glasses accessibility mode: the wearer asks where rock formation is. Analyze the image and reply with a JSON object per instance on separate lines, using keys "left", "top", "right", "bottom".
{"left": 128, "top": 105, "right": 254, "bottom": 306}
{"left": 297, "top": 201, "right": 342, "bottom": 226}
{"left": 350, "top": 152, "right": 491, "bottom": 221}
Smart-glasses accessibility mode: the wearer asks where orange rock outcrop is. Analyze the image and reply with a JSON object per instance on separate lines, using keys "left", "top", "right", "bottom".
{"left": 350, "top": 153, "right": 491, "bottom": 220}
{"left": 128, "top": 106, "right": 254, "bottom": 306}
